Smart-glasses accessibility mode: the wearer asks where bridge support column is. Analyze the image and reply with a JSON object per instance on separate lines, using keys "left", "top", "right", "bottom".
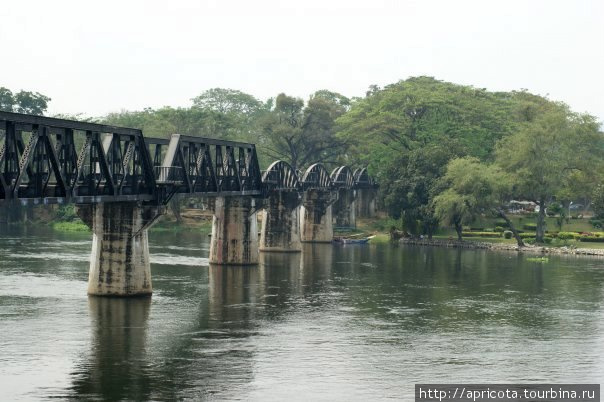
{"left": 333, "top": 189, "right": 356, "bottom": 228}
{"left": 77, "top": 202, "right": 163, "bottom": 297}
{"left": 356, "top": 188, "right": 377, "bottom": 218}
{"left": 300, "top": 190, "right": 333, "bottom": 243}
{"left": 209, "top": 196, "right": 259, "bottom": 265}
{"left": 260, "top": 191, "right": 302, "bottom": 252}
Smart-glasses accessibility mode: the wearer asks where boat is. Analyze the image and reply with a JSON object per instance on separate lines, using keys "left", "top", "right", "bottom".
{"left": 333, "top": 235, "right": 374, "bottom": 244}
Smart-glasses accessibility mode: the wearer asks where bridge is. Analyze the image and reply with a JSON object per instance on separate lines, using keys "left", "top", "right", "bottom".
{"left": 0, "top": 111, "right": 377, "bottom": 296}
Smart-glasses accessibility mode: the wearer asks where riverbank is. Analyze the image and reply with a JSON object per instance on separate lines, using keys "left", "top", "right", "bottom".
{"left": 44, "top": 208, "right": 213, "bottom": 234}
{"left": 399, "top": 237, "right": 604, "bottom": 257}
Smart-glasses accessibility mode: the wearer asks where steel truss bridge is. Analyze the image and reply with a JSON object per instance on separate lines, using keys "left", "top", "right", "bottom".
{"left": 0, "top": 111, "right": 376, "bottom": 206}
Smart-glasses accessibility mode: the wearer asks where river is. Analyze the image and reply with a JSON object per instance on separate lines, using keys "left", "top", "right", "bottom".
{"left": 0, "top": 226, "right": 603, "bottom": 400}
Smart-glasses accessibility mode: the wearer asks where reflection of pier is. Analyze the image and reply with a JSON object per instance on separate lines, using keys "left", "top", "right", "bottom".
{"left": 69, "top": 297, "right": 152, "bottom": 401}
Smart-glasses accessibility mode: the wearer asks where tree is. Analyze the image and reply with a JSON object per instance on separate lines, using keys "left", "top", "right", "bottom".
{"left": 433, "top": 189, "right": 472, "bottom": 240}
{"left": 592, "top": 185, "right": 604, "bottom": 219}
{"left": 336, "top": 76, "right": 517, "bottom": 169}
{"left": 335, "top": 77, "right": 526, "bottom": 235}
{"left": 380, "top": 141, "right": 462, "bottom": 238}
{"left": 14, "top": 91, "right": 51, "bottom": 115}
{"left": 261, "top": 91, "right": 349, "bottom": 170}
{"left": 495, "top": 105, "right": 603, "bottom": 243}
{"left": 0, "top": 87, "right": 51, "bottom": 115}
{"left": 0, "top": 87, "right": 15, "bottom": 112}
{"left": 191, "top": 88, "right": 262, "bottom": 115}
{"left": 435, "top": 157, "right": 525, "bottom": 246}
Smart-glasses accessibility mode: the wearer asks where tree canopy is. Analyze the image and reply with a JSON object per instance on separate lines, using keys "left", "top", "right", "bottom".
{"left": 0, "top": 87, "right": 51, "bottom": 115}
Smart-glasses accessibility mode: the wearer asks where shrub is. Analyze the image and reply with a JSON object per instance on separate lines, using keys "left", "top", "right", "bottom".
{"left": 519, "top": 232, "right": 537, "bottom": 239}
{"left": 547, "top": 202, "right": 563, "bottom": 217}
{"left": 589, "top": 219, "right": 603, "bottom": 229}
{"left": 461, "top": 232, "right": 502, "bottom": 238}
{"left": 524, "top": 236, "right": 553, "bottom": 244}
{"left": 523, "top": 223, "right": 537, "bottom": 230}
{"left": 494, "top": 226, "right": 504, "bottom": 232}
{"left": 557, "top": 232, "right": 580, "bottom": 240}
{"left": 469, "top": 227, "right": 484, "bottom": 231}
{"left": 503, "top": 230, "right": 513, "bottom": 239}
{"left": 55, "top": 205, "right": 77, "bottom": 221}
{"left": 579, "top": 236, "right": 604, "bottom": 243}
{"left": 494, "top": 220, "right": 509, "bottom": 228}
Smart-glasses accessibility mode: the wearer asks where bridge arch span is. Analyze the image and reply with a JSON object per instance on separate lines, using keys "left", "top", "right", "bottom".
{"left": 330, "top": 166, "right": 355, "bottom": 189}
{"left": 262, "top": 160, "right": 301, "bottom": 191}
{"left": 301, "top": 163, "right": 332, "bottom": 189}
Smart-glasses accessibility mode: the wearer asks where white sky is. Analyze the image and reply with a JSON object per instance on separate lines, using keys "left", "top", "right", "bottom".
{"left": 1, "top": 0, "right": 603, "bottom": 121}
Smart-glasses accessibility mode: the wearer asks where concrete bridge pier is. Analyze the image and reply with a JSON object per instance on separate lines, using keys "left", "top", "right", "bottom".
{"left": 259, "top": 191, "right": 302, "bottom": 252}
{"left": 300, "top": 189, "right": 334, "bottom": 243}
{"left": 209, "top": 196, "right": 259, "bottom": 265}
{"left": 356, "top": 188, "right": 377, "bottom": 218}
{"left": 333, "top": 189, "right": 356, "bottom": 228}
{"left": 76, "top": 202, "right": 163, "bottom": 297}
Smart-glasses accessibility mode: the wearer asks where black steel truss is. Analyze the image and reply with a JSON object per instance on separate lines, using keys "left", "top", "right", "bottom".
{"left": 262, "top": 160, "right": 301, "bottom": 192}
{"left": 0, "top": 112, "right": 376, "bottom": 206}
{"left": 0, "top": 112, "right": 263, "bottom": 205}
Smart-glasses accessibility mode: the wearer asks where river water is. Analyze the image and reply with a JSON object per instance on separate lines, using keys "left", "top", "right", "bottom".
{"left": 0, "top": 226, "right": 603, "bottom": 401}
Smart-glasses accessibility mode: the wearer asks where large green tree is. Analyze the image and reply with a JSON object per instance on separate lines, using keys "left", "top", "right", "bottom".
{"left": 434, "top": 157, "right": 525, "bottom": 246}
{"left": 495, "top": 104, "right": 603, "bottom": 243}
{"left": 337, "top": 77, "right": 521, "bottom": 233}
{"left": 261, "top": 91, "right": 349, "bottom": 170}
{"left": 0, "top": 87, "right": 51, "bottom": 115}
{"left": 191, "top": 88, "right": 263, "bottom": 115}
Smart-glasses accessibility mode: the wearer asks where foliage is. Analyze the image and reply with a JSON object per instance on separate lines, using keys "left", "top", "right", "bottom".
{"left": 579, "top": 236, "right": 604, "bottom": 242}
{"left": 592, "top": 184, "right": 604, "bottom": 219}
{"left": 191, "top": 88, "right": 263, "bottom": 115}
{"left": 55, "top": 205, "right": 77, "bottom": 222}
{"left": 461, "top": 231, "right": 502, "bottom": 238}
{"left": 380, "top": 142, "right": 460, "bottom": 237}
{"left": 503, "top": 230, "right": 513, "bottom": 239}
{"left": 556, "top": 232, "right": 580, "bottom": 240}
{"left": 259, "top": 91, "right": 349, "bottom": 170}
{"left": 495, "top": 104, "right": 604, "bottom": 242}
{"left": 52, "top": 221, "right": 89, "bottom": 232}
{"left": 431, "top": 156, "right": 525, "bottom": 244}
{"left": 336, "top": 77, "right": 534, "bottom": 238}
{"left": 0, "top": 87, "right": 51, "bottom": 115}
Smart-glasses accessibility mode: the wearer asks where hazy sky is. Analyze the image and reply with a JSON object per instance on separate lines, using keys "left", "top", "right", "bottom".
{"left": 2, "top": 0, "right": 603, "bottom": 121}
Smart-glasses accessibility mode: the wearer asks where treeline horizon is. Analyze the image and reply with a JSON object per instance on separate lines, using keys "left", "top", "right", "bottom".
{"left": 2, "top": 77, "right": 603, "bottom": 244}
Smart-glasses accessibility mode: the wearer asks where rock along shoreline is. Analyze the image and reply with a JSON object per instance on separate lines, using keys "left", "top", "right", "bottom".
{"left": 398, "top": 238, "right": 604, "bottom": 257}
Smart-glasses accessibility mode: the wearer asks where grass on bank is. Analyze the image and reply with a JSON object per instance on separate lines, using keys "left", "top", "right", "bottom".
{"left": 52, "top": 220, "right": 90, "bottom": 232}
